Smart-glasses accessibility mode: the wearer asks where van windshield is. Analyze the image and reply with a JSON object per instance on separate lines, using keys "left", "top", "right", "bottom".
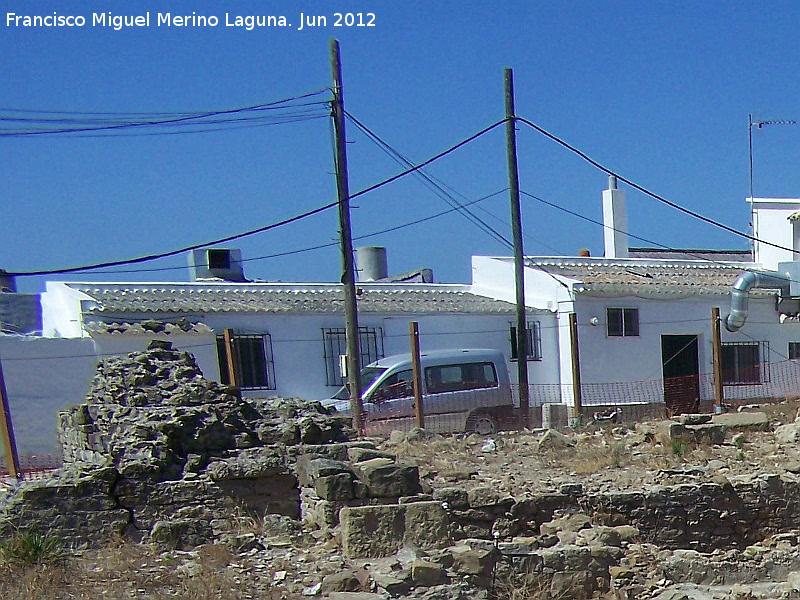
{"left": 332, "top": 366, "right": 387, "bottom": 400}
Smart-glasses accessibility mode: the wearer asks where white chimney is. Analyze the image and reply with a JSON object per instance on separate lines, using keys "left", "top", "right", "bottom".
{"left": 602, "top": 175, "right": 629, "bottom": 259}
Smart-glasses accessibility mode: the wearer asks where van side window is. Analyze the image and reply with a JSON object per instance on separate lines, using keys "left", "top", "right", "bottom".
{"left": 370, "top": 369, "right": 414, "bottom": 402}
{"left": 425, "top": 362, "right": 498, "bottom": 394}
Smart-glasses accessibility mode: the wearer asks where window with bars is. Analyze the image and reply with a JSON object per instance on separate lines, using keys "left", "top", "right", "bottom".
{"left": 216, "top": 333, "right": 276, "bottom": 390}
{"left": 510, "top": 321, "right": 542, "bottom": 361}
{"left": 607, "top": 307, "right": 640, "bottom": 337}
{"left": 790, "top": 342, "right": 800, "bottom": 360}
{"left": 721, "top": 341, "right": 769, "bottom": 385}
{"left": 322, "top": 326, "right": 384, "bottom": 386}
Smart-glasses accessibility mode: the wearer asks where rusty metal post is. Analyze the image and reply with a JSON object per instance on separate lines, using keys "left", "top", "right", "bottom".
{"left": 712, "top": 307, "right": 724, "bottom": 410}
{"left": 223, "top": 328, "right": 239, "bottom": 388}
{"left": 569, "top": 313, "right": 583, "bottom": 424}
{"left": 0, "top": 353, "right": 21, "bottom": 479}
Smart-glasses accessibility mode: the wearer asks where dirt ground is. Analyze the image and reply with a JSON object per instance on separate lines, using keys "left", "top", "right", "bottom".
{"left": 389, "top": 400, "right": 800, "bottom": 500}
{"left": 3, "top": 400, "right": 800, "bottom": 600}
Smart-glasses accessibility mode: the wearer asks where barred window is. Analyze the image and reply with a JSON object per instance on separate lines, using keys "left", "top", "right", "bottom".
{"left": 510, "top": 321, "right": 542, "bottom": 361}
{"left": 322, "top": 326, "right": 384, "bottom": 386}
{"left": 722, "top": 341, "right": 769, "bottom": 385}
{"left": 607, "top": 308, "right": 639, "bottom": 337}
{"left": 216, "top": 333, "right": 276, "bottom": 390}
{"left": 790, "top": 342, "right": 800, "bottom": 360}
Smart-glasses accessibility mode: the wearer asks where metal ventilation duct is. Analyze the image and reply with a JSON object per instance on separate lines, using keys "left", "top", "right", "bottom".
{"left": 725, "top": 270, "right": 791, "bottom": 332}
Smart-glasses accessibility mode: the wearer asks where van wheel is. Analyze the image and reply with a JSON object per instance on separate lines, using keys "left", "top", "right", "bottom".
{"left": 466, "top": 412, "right": 498, "bottom": 436}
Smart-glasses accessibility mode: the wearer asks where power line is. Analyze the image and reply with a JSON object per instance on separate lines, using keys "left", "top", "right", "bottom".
{"left": 0, "top": 90, "right": 332, "bottom": 137}
{"left": 76, "top": 189, "right": 508, "bottom": 276}
{"left": 7, "top": 202, "right": 338, "bottom": 277}
{"left": 345, "top": 110, "right": 513, "bottom": 249}
{"left": 515, "top": 116, "right": 798, "bottom": 256}
{"left": 8, "top": 121, "right": 507, "bottom": 277}
{"left": 349, "top": 119, "right": 507, "bottom": 200}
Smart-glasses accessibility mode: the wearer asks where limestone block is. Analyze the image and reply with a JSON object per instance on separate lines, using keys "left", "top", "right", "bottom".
{"left": 540, "top": 513, "right": 593, "bottom": 536}
{"left": 404, "top": 501, "right": 451, "bottom": 550}
{"left": 449, "top": 543, "right": 498, "bottom": 576}
{"left": 577, "top": 526, "right": 623, "bottom": 547}
{"left": 537, "top": 428, "right": 573, "bottom": 451}
{"left": 355, "top": 459, "right": 421, "bottom": 498}
{"left": 295, "top": 457, "right": 354, "bottom": 487}
{"left": 315, "top": 473, "right": 355, "bottom": 501}
{"left": 411, "top": 560, "right": 446, "bottom": 586}
{"left": 150, "top": 518, "right": 214, "bottom": 550}
{"left": 340, "top": 504, "right": 405, "bottom": 558}
{"left": 347, "top": 447, "right": 396, "bottom": 463}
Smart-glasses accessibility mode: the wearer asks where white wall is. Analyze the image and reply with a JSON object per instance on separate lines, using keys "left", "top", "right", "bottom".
{"left": 188, "top": 312, "right": 542, "bottom": 400}
{"left": 753, "top": 198, "right": 800, "bottom": 270}
{"left": 471, "top": 256, "right": 576, "bottom": 310}
{"left": 0, "top": 336, "right": 97, "bottom": 460}
{"left": 41, "top": 282, "right": 93, "bottom": 338}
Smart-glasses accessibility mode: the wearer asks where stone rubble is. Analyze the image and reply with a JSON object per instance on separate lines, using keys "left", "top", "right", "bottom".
{"left": 6, "top": 344, "right": 800, "bottom": 598}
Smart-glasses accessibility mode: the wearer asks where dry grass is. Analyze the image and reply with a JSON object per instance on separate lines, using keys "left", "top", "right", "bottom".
{"left": 0, "top": 531, "right": 263, "bottom": 600}
{"left": 492, "top": 570, "right": 575, "bottom": 600}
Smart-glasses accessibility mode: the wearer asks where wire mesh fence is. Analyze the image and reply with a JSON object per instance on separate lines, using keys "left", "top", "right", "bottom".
{"left": 0, "top": 453, "right": 60, "bottom": 480}
{"left": 5, "top": 357, "right": 800, "bottom": 472}
{"left": 360, "top": 357, "right": 800, "bottom": 436}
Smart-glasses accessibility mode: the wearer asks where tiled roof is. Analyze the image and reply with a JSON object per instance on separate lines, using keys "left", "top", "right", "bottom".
{"left": 68, "top": 283, "right": 517, "bottom": 315}
{"left": 627, "top": 248, "right": 753, "bottom": 262}
{"left": 527, "top": 259, "right": 772, "bottom": 296}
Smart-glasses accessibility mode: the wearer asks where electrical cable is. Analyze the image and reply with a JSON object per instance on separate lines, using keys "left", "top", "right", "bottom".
{"left": 349, "top": 119, "right": 507, "bottom": 200}
{"left": 6, "top": 202, "right": 338, "bottom": 277}
{"left": 8, "top": 120, "right": 508, "bottom": 277}
{"left": 75, "top": 189, "right": 508, "bottom": 276}
{"left": 345, "top": 110, "right": 512, "bottom": 249}
{"left": 0, "top": 89, "right": 332, "bottom": 137}
{"left": 515, "top": 116, "right": 798, "bottom": 256}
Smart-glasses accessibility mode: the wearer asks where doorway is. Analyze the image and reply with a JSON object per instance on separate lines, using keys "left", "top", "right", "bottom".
{"left": 661, "top": 334, "right": 700, "bottom": 415}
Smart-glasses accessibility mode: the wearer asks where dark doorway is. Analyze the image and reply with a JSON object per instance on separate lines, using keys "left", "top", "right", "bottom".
{"left": 661, "top": 335, "right": 700, "bottom": 415}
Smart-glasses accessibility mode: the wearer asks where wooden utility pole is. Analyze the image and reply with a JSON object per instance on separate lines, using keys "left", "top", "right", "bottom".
{"left": 330, "top": 39, "right": 364, "bottom": 434}
{"left": 0, "top": 354, "right": 21, "bottom": 479}
{"left": 569, "top": 313, "right": 583, "bottom": 423}
{"left": 504, "top": 68, "right": 530, "bottom": 428}
{"left": 711, "top": 307, "right": 724, "bottom": 410}
{"left": 222, "top": 328, "right": 239, "bottom": 387}
{"left": 409, "top": 322, "right": 425, "bottom": 429}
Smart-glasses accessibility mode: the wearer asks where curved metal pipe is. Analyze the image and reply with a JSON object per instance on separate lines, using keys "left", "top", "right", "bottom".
{"left": 725, "top": 270, "right": 791, "bottom": 332}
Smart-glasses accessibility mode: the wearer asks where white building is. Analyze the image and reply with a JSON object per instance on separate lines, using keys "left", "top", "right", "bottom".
{"left": 8, "top": 181, "right": 800, "bottom": 462}
{"left": 41, "top": 279, "right": 548, "bottom": 402}
{"left": 472, "top": 180, "right": 800, "bottom": 416}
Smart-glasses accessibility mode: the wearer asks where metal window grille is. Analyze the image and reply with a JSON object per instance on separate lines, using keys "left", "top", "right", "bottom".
{"left": 322, "top": 326, "right": 384, "bottom": 386}
{"left": 721, "top": 341, "right": 770, "bottom": 385}
{"left": 790, "top": 342, "right": 800, "bottom": 360}
{"left": 510, "top": 321, "right": 542, "bottom": 361}
{"left": 216, "top": 333, "right": 276, "bottom": 390}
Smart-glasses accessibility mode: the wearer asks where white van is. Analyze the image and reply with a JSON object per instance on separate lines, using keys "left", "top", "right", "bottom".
{"left": 324, "top": 348, "right": 514, "bottom": 435}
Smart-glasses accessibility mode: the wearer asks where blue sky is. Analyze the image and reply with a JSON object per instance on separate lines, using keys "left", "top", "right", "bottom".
{"left": 3, "top": 1, "right": 800, "bottom": 292}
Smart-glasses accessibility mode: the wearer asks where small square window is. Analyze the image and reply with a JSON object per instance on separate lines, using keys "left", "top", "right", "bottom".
{"left": 216, "top": 333, "right": 276, "bottom": 390}
{"left": 721, "top": 341, "right": 768, "bottom": 385}
{"left": 510, "top": 321, "right": 542, "bottom": 361}
{"left": 607, "top": 308, "right": 639, "bottom": 337}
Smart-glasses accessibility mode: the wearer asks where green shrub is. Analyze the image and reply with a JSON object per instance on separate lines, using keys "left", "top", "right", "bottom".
{"left": 0, "top": 531, "right": 65, "bottom": 567}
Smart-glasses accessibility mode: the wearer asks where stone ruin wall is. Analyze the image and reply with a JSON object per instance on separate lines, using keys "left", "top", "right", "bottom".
{"left": 5, "top": 341, "right": 800, "bottom": 598}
